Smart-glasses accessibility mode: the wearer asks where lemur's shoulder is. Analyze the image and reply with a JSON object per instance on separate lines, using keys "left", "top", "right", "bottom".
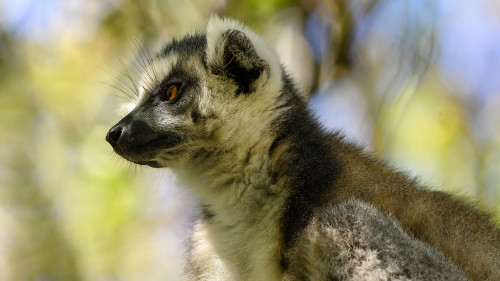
{"left": 321, "top": 132, "right": 500, "bottom": 281}
{"left": 284, "top": 200, "right": 468, "bottom": 281}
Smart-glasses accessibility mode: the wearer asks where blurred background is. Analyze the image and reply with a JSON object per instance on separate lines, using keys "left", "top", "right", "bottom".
{"left": 0, "top": 0, "right": 499, "bottom": 280}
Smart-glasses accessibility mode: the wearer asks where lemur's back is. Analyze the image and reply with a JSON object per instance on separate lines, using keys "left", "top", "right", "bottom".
{"left": 325, "top": 134, "right": 500, "bottom": 280}
{"left": 273, "top": 96, "right": 500, "bottom": 280}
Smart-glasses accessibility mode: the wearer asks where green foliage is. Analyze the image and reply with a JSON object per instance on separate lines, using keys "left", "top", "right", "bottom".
{"left": 0, "top": 0, "right": 498, "bottom": 280}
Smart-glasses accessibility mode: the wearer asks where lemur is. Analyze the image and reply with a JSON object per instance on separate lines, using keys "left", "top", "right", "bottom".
{"left": 106, "top": 17, "right": 500, "bottom": 280}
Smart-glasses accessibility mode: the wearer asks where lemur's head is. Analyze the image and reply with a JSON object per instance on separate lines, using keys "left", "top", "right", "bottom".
{"left": 106, "top": 17, "right": 300, "bottom": 168}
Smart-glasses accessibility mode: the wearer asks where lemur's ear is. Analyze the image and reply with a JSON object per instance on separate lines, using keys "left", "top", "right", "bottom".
{"left": 206, "top": 17, "right": 282, "bottom": 95}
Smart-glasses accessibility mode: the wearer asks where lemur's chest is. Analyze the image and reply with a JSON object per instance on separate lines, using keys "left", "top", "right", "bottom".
{"left": 179, "top": 152, "right": 287, "bottom": 279}
{"left": 203, "top": 206, "right": 284, "bottom": 280}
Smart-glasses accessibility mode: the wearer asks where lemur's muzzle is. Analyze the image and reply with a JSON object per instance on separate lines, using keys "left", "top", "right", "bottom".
{"left": 106, "top": 114, "right": 184, "bottom": 166}
{"left": 106, "top": 114, "right": 159, "bottom": 151}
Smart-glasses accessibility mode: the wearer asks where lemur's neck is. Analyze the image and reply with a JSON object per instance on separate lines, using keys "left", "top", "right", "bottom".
{"left": 174, "top": 116, "right": 287, "bottom": 227}
{"left": 270, "top": 95, "right": 341, "bottom": 265}
{"left": 178, "top": 91, "right": 339, "bottom": 235}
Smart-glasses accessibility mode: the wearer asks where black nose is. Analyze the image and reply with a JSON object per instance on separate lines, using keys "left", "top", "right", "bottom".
{"left": 106, "top": 126, "right": 123, "bottom": 147}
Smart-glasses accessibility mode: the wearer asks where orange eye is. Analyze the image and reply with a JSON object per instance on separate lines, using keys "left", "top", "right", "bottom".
{"left": 167, "top": 85, "right": 178, "bottom": 101}
{"left": 161, "top": 84, "right": 180, "bottom": 102}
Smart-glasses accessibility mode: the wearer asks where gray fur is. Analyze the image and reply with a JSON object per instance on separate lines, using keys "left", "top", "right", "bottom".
{"left": 106, "top": 17, "right": 500, "bottom": 281}
{"left": 284, "top": 200, "right": 467, "bottom": 281}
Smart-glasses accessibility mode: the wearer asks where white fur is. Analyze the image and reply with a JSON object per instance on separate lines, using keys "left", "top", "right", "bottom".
{"left": 206, "top": 16, "right": 283, "bottom": 95}
{"left": 126, "top": 17, "right": 290, "bottom": 279}
{"left": 180, "top": 166, "right": 287, "bottom": 280}
{"left": 172, "top": 18, "right": 291, "bottom": 280}
{"left": 138, "top": 54, "right": 179, "bottom": 105}
{"left": 175, "top": 93, "right": 287, "bottom": 280}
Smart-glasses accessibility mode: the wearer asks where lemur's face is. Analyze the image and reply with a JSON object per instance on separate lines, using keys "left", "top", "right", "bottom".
{"left": 106, "top": 17, "right": 284, "bottom": 168}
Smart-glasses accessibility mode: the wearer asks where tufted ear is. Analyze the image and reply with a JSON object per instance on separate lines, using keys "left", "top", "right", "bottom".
{"left": 206, "top": 17, "right": 282, "bottom": 95}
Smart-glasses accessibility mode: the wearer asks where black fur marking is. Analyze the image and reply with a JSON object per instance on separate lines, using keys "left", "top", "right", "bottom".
{"left": 160, "top": 63, "right": 198, "bottom": 91}
{"left": 276, "top": 75, "right": 342, "bottom": 269}
{"left": 223, "top": 53, "right": 262, "bottom": 95}
{"left": 146, "top": 62, "right": 200, "bottom": 115}
{"left": 271, "top": 171, "right": 279, "bottom": 185}
{"left": 191, "top": 110, "right": 201, "bottom": 123}
{"left": 201, "top": 204, "right": 215, "bottom": 220}
{"left": 280, "top": 257, "right": 289, "bottom": 270}
{"left": 158, "top": 33, "right": 207, "bottom": 58}
{"left": 211, "top": 30, "right": 268, "bottom": 96}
